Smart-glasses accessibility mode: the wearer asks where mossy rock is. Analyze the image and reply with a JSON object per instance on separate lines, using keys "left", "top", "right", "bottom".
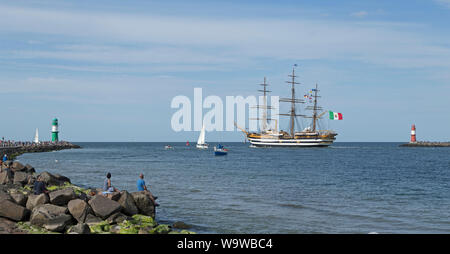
{"left": 115, "top": 216, "right": 157, "bottom": 234}
{"left": 149, "top": 224, "right": 171, "bottom": 234}
{"left": 47, "top": 183, "right": 88, "bottom": 196}
{"left": 47, "top": 185, "right": 60, "bottom": 191}
{"left": 180, "top": 229, "right": 196, "bottom": 234}
{"left": 117, "top": 220, "right": 141, "bottom": 234}
{"left": 118, "top": 226, "right": 140, "bottom": 234}
{"left": 89, "top": 221, "right": 111, "bottom": 234}
{"left": 131, "top": 214, "right": 156, "bottom": 227}
{"left": 16, "top": 221, "right": 59, "bottom": 234}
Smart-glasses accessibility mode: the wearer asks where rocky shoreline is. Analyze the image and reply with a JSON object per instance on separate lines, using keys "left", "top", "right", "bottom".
{"left": 0, "top": 159, "right": 194, "bottom": 234}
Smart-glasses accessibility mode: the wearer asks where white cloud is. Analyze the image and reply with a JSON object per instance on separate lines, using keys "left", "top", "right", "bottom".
{"left": 350, "top": 11, "right": 368, "bottom": 18}
{"left": 435, "top": 0, "right": 450, "bottom": 8}
{"left": 0, "top": 4, "right": 449, "bottom": 72}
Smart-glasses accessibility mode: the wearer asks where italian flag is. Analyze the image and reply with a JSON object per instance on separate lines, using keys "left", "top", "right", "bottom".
{"left": 329, "top": 111, "right": 343, "bottom": 120}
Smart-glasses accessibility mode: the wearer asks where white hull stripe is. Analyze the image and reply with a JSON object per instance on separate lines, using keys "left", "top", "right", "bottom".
{"left": 250, "top": 142, "right": 332, "bottom": 146}
{"left": 248, "top": 138, "right": 334, "bottom": 143}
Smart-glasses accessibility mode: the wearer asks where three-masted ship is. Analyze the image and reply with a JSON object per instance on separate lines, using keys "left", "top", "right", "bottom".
{"left": 237, "top": 67, "right": 337, "bottom": 147}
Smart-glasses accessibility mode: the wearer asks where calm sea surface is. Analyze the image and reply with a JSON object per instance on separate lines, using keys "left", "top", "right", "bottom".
{"left": 17, "top": 142, "right": 450, "bottom": 233}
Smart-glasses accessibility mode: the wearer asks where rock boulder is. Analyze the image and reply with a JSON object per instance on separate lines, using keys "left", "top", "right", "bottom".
{"left": 49, "top": 188, "right": 76, "bottom": 205}
{"left": 0, "top": 170, "right": 13, "bottom": 185}
{"left": 0, "top": 191, "right": 12, "bottom": 202}
{"left": 30, "top": 204, "right": 68, "bottom": 227}
{"left": 24, "top": 164, "right": 35, "bottom": 174}
{"left": 38, "top": 171, "right": 70, "bottom": 186}
{"left": 54, "top": 174, "right": 71, "bottom": 184}
{"left": 131, "top": 191, "right": 155, "bottom": 218}
{"left": 10, "top": 192, "right": 28, "bottom": 206}
{"left": 13, "top": 171, "right": 30, "bottom": 186}
{"left": 88, "top": 195, "right": 122, "bottom": 219}
{"left": 0, "top": 200, "right": 30, "bottom": 221}
{"left": 68, "top": 199, "right": 92, "bottom": 223}
{"left": 85, "top": 214, "right": 103, "bottom": 225}
{"left": 118, "top": 191, "right": 138, "bottom": 216}
{"left": 43, "top": 214, "right": 74, "bottom": 232}
{"left": 11, "top": 161, "right": 26, "bottom": 172}
{"left": 26, "top": 194, "right": 49, "bottom": 210}
{"left": 68, "top": 223, "right": 91, "bottom": 234}
{"left": 106, "top": 212, "right": 129, "bottom": 224}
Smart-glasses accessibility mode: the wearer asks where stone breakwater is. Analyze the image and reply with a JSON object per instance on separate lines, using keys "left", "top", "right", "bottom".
{"left": 0, "top": 160, "right": 194, "bottom": 234}
{"left": 400, "top": 141, "right": 450, "bottom": 147}
{"left": 0, "top": 142, "right": 81, "bottom": 160}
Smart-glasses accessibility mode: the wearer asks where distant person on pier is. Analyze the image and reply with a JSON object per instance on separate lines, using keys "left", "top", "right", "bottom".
{"left": 33, "top": 175, "right": 49, "bottom": 195}
{"left": 102, "top": 172, "right": 119, "bottom": 196}
{"left": 137, "top": 173, "right": 159, "bottom": 206}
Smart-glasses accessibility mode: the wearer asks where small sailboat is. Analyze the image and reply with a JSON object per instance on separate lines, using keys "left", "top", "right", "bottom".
{"left": 214, "top": 144, "right": 228, "bottom": 156}
{"left": 196, "top": 124, "right": 209, "bottom": 149}
{"left": 164, "top": 145, "right": 174, "bottom": 150}
{"left": 33, "top": 128, "right": 39, "bottom": 144}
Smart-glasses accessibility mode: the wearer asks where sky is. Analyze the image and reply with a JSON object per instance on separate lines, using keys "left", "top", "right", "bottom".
{"left": 1, "top": 0, "right": 450, "bottom": 142}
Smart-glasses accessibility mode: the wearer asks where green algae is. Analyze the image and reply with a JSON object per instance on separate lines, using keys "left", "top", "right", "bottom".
{"left": 46, "top": 182, "right": 88, "bottom": 196}
{"left": 65, "top": 214, "right": 195, "bottom": 234}
{"left": 16, "top": 222, "right": 60, "bottom": 234}
{"left": 131, "top": 214, "right": 156, "bottom": 227}
{"left": 89, "top": 220, "right": 111, "bottom": 233}
{"left": 118, "top": 225, "right": 140, "bottom": 234}
{"left": 149, "top": 224, "right": 170, "bottom": 234}
{"left": 180, "top": 229, "right": 196, "bottom": 234}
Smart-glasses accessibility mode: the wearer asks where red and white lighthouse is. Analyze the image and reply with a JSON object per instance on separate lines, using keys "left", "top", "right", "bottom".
{"left": 410, "top": 124, "right": 417, "bottom": 143}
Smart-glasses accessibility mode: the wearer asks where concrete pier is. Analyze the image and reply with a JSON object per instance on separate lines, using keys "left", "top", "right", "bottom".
{"left": 0, "top": 142, "right": 81, "bottom": 159}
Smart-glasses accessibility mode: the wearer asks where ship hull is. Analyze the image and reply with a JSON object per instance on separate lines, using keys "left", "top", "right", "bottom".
{"left": 248, "top": 138, "right": 333, "bottom": 147}
{"left": 247, "top": 132, "right": 336, "bottom": 147}
{"left": 196, "top": 143, "right": 209, "bottom": 149}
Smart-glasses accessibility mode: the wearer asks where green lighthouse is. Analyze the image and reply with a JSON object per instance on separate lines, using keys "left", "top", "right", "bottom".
{"left": 51, "top": 118, "right": 59, "bottom": 142}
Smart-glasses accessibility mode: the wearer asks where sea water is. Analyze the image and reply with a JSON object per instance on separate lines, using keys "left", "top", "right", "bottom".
{"left": 17, "top": 142, "right": 450, "bottom": 233}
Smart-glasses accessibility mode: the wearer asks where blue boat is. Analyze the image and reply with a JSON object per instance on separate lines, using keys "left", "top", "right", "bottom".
{"left": 214, "top": 144, "right": 228, "bottom": 156}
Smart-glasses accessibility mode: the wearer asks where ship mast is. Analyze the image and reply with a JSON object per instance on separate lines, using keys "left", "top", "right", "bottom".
{"left": 280, "top": 66, "right": 305, "bottom": 137}
{"left": 260, "top": 77, "right": 269, "bottom": 132}
{"left": 305, "top": 83, "right": 323, "bottom": 133}
{"left": 251, "top": 77, "right": 274, "bottom": 133}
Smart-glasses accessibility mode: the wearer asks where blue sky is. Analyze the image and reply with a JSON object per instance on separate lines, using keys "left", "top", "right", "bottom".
{"left": 1, "top": 0, "right": 450, "bottom": 142}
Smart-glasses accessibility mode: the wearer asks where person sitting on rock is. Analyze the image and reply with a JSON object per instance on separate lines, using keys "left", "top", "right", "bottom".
{"left": 137, "top": 173, "right": 159, "bottom": 207}
{"left": 2, "top": 154, "right": 7, "bottom": 162}
{"left": 102, "top": 172, "right": 119, "bottom": 196}
{"left": 33, "top": 175, "right": 49, "bottom": 195}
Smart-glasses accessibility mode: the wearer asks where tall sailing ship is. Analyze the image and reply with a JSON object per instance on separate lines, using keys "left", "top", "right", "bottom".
{"left": 237, "top": 67, "right": 338, "bottom": 147}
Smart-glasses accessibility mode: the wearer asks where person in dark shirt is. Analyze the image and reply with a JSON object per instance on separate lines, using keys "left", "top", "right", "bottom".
{"left": 33, "top": 175, "right": 49, "bottom": 195}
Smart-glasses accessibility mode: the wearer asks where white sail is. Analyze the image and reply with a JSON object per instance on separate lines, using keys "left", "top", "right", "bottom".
{"left": 196, "top": 124, "right": 209, "bottom": 149}
{"left": 33, "top": 128, "right": 39, "bottom": 143}
{"left": 197, "top": 124, "right": 206, "bottom": 145}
